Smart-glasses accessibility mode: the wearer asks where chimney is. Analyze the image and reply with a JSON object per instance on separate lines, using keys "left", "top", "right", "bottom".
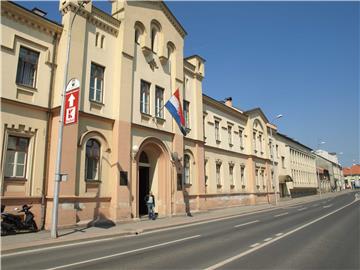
{"left": 32, "top": 8, "right": 47, "bottom": 17}
{"left": 225, "top": 97, "right": 232, "bottom": 107}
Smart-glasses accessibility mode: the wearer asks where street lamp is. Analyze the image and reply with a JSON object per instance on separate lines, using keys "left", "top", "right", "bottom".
{"left": 51, "top": 1, "right": 89, "bottom": 239}
{"left": 269, "top": 114, "right": 283, "bottom": 206}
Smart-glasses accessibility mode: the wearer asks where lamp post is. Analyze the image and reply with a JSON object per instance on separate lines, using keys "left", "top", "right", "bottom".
{"left": 51, "top": 1, "right": 88, "bottom": 239}
{"left": 270, "top": 114, "right": 283, "bottom": 206}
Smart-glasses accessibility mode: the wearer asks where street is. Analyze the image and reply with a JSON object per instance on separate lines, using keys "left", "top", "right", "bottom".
{"left": 2, "top": 192, "right": 359, "bottom": 270}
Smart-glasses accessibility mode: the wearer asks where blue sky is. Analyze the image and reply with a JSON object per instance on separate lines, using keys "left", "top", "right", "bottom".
{"left": 15, "top": 1, "right": 359, "bottom": 167}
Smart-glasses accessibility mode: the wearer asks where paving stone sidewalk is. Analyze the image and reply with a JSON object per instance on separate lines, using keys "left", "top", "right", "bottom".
{"left": 1, "top": 191, "right": 346, "bottom": 253}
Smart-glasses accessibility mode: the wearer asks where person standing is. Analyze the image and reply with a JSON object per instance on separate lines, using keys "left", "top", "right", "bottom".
{"left": 145, "top": 192, "right": 155, "bottom": 220}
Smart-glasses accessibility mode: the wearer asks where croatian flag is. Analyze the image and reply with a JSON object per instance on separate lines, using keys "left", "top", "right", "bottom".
{"left": 165, "top": 88, "right": 187, "bottom": 136}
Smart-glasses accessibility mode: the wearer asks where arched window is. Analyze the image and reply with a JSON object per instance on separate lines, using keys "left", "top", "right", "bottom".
{"left": 150, "top": 21, "right": 161, "bottom": 53}
{"left": 151, "top": 27, "right": 158, "bottom": 52}
{"left": 95, "top": 32, "right": 99, "bottom": 47}
{"left": 86, "top": 139, "right": 100, "bottom": 181}
{"left": 184, "top": 154, "right": 191, "bottom": 184}
{"left": 135, "top": 28, "right": 140, "bottom": 44}
{"left": 139, "top": 151, "right": 149, "bottom": 164}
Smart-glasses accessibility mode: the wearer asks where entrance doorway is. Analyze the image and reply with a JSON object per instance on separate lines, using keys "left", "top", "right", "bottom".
{"left": 138, "top": 151, "right": 151, "bottom": 216}
{"left": 139, "top": 166, "right": 150, "bottom": 215}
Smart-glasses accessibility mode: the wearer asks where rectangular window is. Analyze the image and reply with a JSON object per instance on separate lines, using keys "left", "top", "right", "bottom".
{"left": 215, "top": 120, "right": 220, "bottom": 142}
{"left": 16, "top": 46, "right": 39, "bottom": 88}
{"left": 253, "top": 132, "right": 257, "bottom": 153}
{"left": 183, "top": 100, "right": 190, "bottom": 129}
{"left": 155, "top": 86, "right": 164, "bottom": 118}
{"left": 258, "top": 134, "right": 263, "bottom": 153}
{"left": 239, "top": 128, "right": 244, "bottom": 149}
{"left": 276, "top": 145, "right": 279, "bottom": 158}
{"left": 282, "top": 156, "right": 285, "bottom": 168}
{"left": 216, "top": 163, "right": 221, "bottom": 186}
{"left": 255, "top": 169, "right": 259, "bottom": 186}
{"left": 140, "top": 80, "right": 150, "bottom": 114}
{"left": 4, "top": 136, "right": 29, "bottom": 179}
{"left": 90, "top": 63, "right": 104, "bottom": 103}
{"left": 228, "top": 125, "right": 232, "bottom": 146}
{"left": 240, "top": 166, "right": 245, "bottom": 186}
{"left": 229, "top": 164, "right": 234, "bottom": 186}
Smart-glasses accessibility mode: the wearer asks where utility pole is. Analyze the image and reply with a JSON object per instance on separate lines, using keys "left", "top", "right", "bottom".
{"left": 51, "top": 1, "right": 88, "bottom": 239}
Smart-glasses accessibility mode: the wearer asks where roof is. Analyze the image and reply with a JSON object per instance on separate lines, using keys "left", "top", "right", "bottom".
{"left": 244, "top": 107, "right": 270, "bottom": 123}
{"left": 343, "top": 165, "right": 360, "bottom": 176}
{"left": 185, "top": 55, "right": 206, "bottom": 63}
{"left": 8, "top": 1, "right": 63, "bottom": 27}
{"left": 202, "top": 94, "right": 247, "bottom": 120}
{"left": 277, "top": 132, "right": 313, "bottom": 152}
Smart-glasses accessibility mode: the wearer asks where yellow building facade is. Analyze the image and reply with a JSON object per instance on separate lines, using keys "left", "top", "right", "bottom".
{"left": 1, "top": 1, "right": 319, "bottom": 229}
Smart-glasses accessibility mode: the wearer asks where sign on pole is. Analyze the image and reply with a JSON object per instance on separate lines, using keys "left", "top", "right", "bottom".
{"left": 64, "top": 78, "right": 80, "bottom": 125}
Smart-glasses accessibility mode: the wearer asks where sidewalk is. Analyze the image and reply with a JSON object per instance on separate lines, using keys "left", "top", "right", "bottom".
{"left": 1, "top": 191, "right": 347, "bottom": 253}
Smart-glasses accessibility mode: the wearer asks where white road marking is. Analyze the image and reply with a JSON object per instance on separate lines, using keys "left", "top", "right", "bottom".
{"left": 234, "top": 220, "right": 259, "bottom": 228}
{"left": 263, "top": 238, "right": 272, "bottom": 242}
{"left": 44, "top": 235, "right": 201, "bottom": 270}
{"left": 204, "top": 198, "right": 358, "bottom": 270}
{"left": 1, "top": 237, "right": 118, "bottom": 258}
{"left": 297, "top": 207, "right": 307, "bottom": 211}
{"left": 275, "top": 233, "right": 283, "bottom": 237}
{"left": 274, "top": 212, "right": 289, "bottom": 217}
{"left": 250, "top": 243, "right": 260, "bottom": 248}
{"left": 323, "top": 204, "right": 333, "bottom": 208}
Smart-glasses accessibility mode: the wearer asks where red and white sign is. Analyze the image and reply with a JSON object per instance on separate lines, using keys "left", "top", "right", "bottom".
{"left": 64, "top": 78, "right": 80, "bottom": 126}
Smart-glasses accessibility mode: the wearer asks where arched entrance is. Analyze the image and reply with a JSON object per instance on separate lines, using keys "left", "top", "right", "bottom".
{"left": 134, "top": 137, "right": 172, "bottom": 218}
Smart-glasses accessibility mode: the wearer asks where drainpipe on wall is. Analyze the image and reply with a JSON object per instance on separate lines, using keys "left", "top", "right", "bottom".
{"left": 40, "top": 33, "right": 59, "bottom": 230}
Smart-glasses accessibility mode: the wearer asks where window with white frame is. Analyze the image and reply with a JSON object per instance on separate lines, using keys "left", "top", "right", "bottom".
{"left": 215, "top": 120, "right": 220, "bottom": 142}
{"left": 183, "top": 100, "right": 190, "bottom": 129}
{"left": 228, "top": 125, "right": 233, "bottom": 146}
{"left": 155, "top": 86, "right": 164, "bottom": 118}
{"left": 16, "top": 46, "right": 39, "bottom": 88}
{"left": 85, "top": 139, "right": 100, "bottom": 181}
{"left": 90, "top": 63, "right": 104, "bottom": 103}
{"left": 140, "top": 80, "right": 150, "bottom": 114}
{"left": 4, "top": 136, "right": 29, "bottom": 179}
{"left": 253, "top": 132, "right": 257, "bottom": 152}
{"left": 239, "top": 128, "right": 244, "bottom": 149}
{"left": 184, "top": 154, "right": 191, "bottom": 185}
{"left": 229, "top": 163, "right": 234, "bottom": 186}
{"left": 258, "top": 134, "right": 263, "bottom": 153}
{"left": 240, "top": 166, "right": 245, "bottom": 186}
{"left": 216, "top": 162, "right": 222, "bottom": 186}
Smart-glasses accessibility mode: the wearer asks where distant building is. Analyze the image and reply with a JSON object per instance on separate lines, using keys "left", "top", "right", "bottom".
{"left": 315, "top": 150, "right": 344, "bottom": 191}
{"left": 343, "top": 165, "right": 360, "bottom": 188}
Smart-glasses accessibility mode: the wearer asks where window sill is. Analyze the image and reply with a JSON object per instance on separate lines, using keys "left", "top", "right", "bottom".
{"left": 141, "top": 112, "right": 152, "bottom": 120}
{"left": 85, "top": 180, "right": 102, "bottom": 183}
{"left": 89, "top": 100, "right": 104, "bottom": 106}
{"left": 184, "top": 183, "right": 192, "bottom": 187}
{"left": 155, "top": 117, "right": 166, "bottom": 123}
{"left": 16, "top": 83, "right": 37, "bottom": 92}
{"left": 4, "top": 177, "right": 27, "bottom": 182}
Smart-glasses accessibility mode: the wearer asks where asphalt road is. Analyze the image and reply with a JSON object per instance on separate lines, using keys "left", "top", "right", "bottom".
{"left": 2, "top": 192, "right": 359, "bottom": 270}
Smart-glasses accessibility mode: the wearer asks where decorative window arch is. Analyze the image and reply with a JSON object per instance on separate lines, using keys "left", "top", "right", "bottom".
{"left": 150, "top": 20, "right": 161, "bottom": 53}
{"left": 85, "top": 139, "right": 101, "bottom": 181}
{"left": 134, "top": 21, "right": 145, "bottom": 45}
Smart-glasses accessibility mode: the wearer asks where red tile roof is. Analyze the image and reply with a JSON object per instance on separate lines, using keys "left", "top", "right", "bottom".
{"left": 343, "top": 165, "right": 360, "bottom": 176}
